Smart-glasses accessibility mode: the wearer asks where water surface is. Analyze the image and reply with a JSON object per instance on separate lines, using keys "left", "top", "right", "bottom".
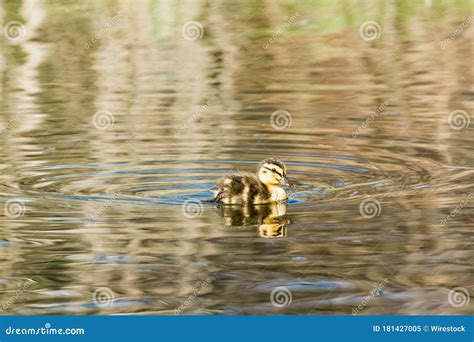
{"left": 1, "top": 0, "right": 473, "bottom": 315}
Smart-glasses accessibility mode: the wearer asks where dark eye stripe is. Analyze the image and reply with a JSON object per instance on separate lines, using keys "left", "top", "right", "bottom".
{"left": 264, "top": 166, "right": 282, "bottom": 178}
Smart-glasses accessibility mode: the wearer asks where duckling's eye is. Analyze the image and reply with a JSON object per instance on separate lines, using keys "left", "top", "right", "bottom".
{"left": 263, "top": 170, "right": 267, "bottom": 173}
{"left": 272, "top": 168, "right": 276, "bottom": 173}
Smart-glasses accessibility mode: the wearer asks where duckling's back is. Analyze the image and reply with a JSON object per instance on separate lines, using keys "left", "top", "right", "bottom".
{"left": 213, "top": 172, "right": 271, "bottom": 204}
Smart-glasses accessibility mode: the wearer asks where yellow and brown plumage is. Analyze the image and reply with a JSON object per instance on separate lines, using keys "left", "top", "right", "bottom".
{"left": 213, "top": 158, "right": 290, "bottom": 204}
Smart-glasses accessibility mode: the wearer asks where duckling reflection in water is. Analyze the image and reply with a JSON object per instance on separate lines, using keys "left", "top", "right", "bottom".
{"left": 216, "top": 201, "right": 290, "bottom": 239}
{"left": 213, "top": 158, "right": 292, "bottom": 204}
{"left": 258, "top": 220, "right": 287, "bottom": 238}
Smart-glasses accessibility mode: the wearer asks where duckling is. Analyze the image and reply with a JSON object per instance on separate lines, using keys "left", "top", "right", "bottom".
{"left": 213, "top": 158, "right": 290, "bottom": 204}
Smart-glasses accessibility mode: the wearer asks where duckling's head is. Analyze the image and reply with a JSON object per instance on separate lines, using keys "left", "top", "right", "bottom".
{"left": 257, "top": 158, "right": 288, "bottom": 187}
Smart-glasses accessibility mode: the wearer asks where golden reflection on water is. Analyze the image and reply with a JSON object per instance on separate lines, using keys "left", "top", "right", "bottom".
{"left": 0, "top": 0, "right": 473, "bottom": 315}
{"left": 217, "top": 201, "right": 288, "bottom": 238}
